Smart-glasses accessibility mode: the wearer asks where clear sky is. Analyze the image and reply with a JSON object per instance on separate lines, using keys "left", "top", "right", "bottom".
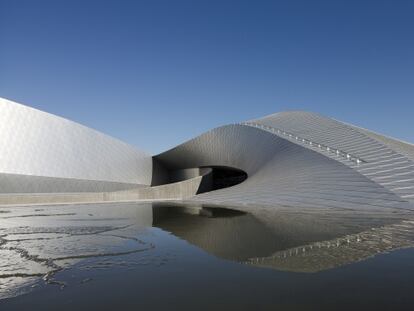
{"left": 1, "top": 0, "right": 413, "bottom": 154}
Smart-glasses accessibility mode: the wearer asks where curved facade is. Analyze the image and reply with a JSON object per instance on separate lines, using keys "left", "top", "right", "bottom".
{"left": 1, "top": 98, "right": 413, "bottom": 210}
{"left": 247, "top": 111, "right": 414, "bottom": 202}
{"left": 154, "top": 122, "right": 413, "bottom": 211}
{"left": 0, "top": 98, "right": 152, "bottom": 193}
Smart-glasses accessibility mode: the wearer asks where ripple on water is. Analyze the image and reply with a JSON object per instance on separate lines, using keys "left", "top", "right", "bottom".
{"left": 0, "top": 207, "right": 155, "bottom": 301}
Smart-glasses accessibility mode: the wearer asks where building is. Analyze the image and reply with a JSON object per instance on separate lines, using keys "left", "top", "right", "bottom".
{"left": 1, "top": 97, "right": 413, "bottom": 210}
{"left": 0, "top": 98, "right": 152, "bottom": 194}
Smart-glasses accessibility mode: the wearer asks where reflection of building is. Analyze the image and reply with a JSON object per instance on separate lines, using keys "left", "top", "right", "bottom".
{"left": 1, "top": 97, "right": 413, "bottom": 211}
{"left": 152, "top": 204, "right": 279, "bottom": 261}
{"left": 152, "top": 204, "right": 414, "bottom": 273}
{"left": 244, "top": 219, "right": 414, "bottom": 273}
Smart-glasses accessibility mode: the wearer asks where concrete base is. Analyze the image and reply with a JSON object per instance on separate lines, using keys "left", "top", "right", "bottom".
{"left": 0, "top": 173, "right": 206, "bottom": 206}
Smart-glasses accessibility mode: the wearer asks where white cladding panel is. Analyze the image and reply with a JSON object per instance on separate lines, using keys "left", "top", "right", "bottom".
{"left": 0, "top": 98, "right": 152, "bottom": 185}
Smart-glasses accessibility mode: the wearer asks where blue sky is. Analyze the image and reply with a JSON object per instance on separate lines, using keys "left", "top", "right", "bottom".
{"left": 1, "top": 0, "right": 413, "bottom": 154}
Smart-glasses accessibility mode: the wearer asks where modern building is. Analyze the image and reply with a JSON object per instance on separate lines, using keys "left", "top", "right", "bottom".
{"left": 0, "top": 98, "right": 152, "bottom": 193}
{"left": 1, "top": 97, "right": 413, "bottom": 210}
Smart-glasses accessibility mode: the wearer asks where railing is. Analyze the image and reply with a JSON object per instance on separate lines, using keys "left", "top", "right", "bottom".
{"left": 242, "top": 122, "right": 365, "bottom": 165}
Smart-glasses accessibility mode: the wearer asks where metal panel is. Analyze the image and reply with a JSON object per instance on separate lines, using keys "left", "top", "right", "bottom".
{"left": 247, "top": 111, "right": 414, "bottom": 202}
{"left": 155, "top": 123, "right": 413, "bottom": 210}
{"left": 0, "top": 98, "right": 152, "bottom": 192}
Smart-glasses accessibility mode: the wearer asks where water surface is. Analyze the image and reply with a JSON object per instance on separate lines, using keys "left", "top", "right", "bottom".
{"left": 1, "top": 202, "right": 414, "bottom": 310}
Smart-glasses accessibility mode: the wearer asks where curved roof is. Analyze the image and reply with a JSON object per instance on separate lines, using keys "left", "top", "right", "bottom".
{"left": 246, "top": 111, "right": 414, "bottom": 202}
{"left": 155, "top": 119, "right": 413, "bottom": 211}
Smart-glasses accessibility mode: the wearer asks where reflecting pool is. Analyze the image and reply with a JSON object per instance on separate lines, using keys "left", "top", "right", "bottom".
{"left": 1, "top": 202, "right": 414, "bottom": 310}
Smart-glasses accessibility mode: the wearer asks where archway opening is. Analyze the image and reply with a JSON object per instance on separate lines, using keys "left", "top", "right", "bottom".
{"left": 203, "top": 166, "right": 247, "bottom": 192}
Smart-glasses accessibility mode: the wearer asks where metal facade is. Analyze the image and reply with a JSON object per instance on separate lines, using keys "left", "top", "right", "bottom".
{"left": 1, "top": 97, "right": 413, "bottom": 209}
{"left": 0, "top": 98, "right": 152, "bottom": 192}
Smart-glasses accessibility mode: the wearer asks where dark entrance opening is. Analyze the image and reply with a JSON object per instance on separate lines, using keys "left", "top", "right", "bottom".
{"left": 208, "top": 166, "right": 248, "bottom": 191}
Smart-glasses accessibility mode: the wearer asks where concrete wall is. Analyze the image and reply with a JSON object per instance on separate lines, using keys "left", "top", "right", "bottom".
{"left": 0, "top": 170, "right": 212, "bottom": 205}
{"left": 109, "top": 174, "right": 206, "bottom": 201}
{"left": 0, "top": 172, "right": 143, "bottom": 193}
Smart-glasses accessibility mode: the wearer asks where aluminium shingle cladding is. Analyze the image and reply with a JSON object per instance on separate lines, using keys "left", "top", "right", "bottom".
{"left": 1, "top": 98, "right": 412, "bottom": 208}
{"left": 155, "top": 117, "right": 413, "bottom": 210}
{"left": 0, "top": 98, "right": 152, "bottom": 192}
{"left": 247, "top": 111, "right": 414, "bottom": 202}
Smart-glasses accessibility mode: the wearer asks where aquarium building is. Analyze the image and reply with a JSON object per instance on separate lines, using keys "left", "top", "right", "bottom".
{"left": 1, "top": 97, "right": 413, "bottom": 210}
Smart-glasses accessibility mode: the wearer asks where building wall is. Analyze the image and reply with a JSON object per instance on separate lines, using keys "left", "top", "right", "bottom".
{"left": 155, "top": 124, "right": 412, "bottom": 211}
{"left": 1, "top": 97, "right": 412, "bottom": 209}
{"left": 247, "top": 111, "right": 414, "bottom": 202}
{"left": 0, "top": 98, "right": 152, "bottom": 193}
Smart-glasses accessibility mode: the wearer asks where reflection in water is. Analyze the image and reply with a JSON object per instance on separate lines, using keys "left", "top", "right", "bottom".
{"left": 152, "top": 203, "right": 414, "bottom": 272}
{"left": 153, "top": 205, "right": 282, "bottom": 260}
{"left": 244, "top": 220, "right": 414, "bottom": 272}
{"left": 1, "top": 201, "right": 414, "bottom": 303}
